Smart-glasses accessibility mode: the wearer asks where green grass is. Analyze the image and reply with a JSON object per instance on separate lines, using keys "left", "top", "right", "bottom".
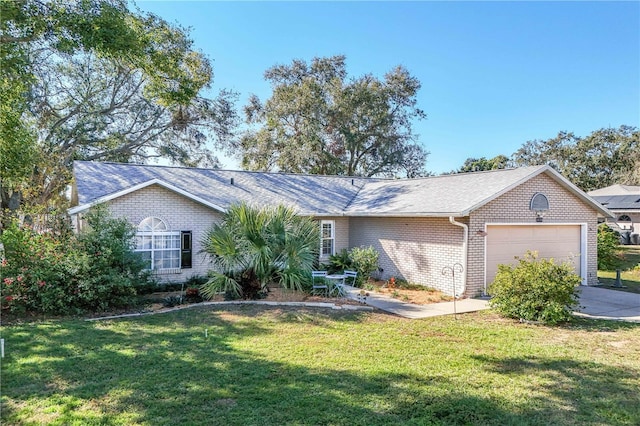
{"left": 598, "top": 246, "right": 640, "bottom": 293}
{"left": 1, "top": 306, "right": 639, "bottom": 425}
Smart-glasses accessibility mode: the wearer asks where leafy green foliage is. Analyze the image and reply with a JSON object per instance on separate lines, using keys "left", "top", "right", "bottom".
{"left": 201, "top": 203, "right": 319, "bottom": 300}
{"left": 597, "top": 224, "right": 622, "bottom": 271}
{"left": 349, "top": 245, "right": 380, "bottom": 286}
{"left": 1, "top": 0, "right": 237, "bottom": 218}
{"left": 239, "top": 55, "right": 428, "bottom": 177}
{"left": 0, "top": 205, "right": 151, "bottom": 314}
{"left": 326, "top": 246, "right": 380, "bottom": 286}
{"left": 454, "top": 155, "right": 509, "bottom": 173}
{"left": 327, "top": 249, "right": 353, "bottom": 274}
{"left": 512, "top": 126, "right": 640, "bottom": 191}
{"left": 489, "top": 251, "right": 581, "bottom": 325}
{"left": 74, "top": 206, "right": 150, "bottom": 311}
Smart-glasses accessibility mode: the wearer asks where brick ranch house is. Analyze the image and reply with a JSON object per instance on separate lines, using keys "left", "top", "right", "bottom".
{"left": 69, "top": 161, "right": 612, "bottom": 297}
{"left": 588, "top": 184, "right": 640, "bottom": 245}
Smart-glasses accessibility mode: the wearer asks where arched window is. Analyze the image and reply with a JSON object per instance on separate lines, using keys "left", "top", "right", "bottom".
{"left": 618, "top": 215, "right": 632, "bottom": 222}
{"left": 135, "top": 217, "right": 181, "bottom": 271}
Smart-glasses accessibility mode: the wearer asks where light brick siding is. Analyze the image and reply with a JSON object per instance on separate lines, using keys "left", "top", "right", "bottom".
{"left": 105, "top": 190, "right": 350, "bottom": 283}
{"left": 467, "top": 173, "right": 600, "bottom": 296}
{"left": 92, "top": 172, "right": 601, "bottom": 295}
{"left": 106, "top": 184, "right": 222, "bottom": 283}
{"left": 315, "top": 216, "right": 350, "bottom": 262}
{"left": 349, "top": 217, "right": 465, "bottom": 295}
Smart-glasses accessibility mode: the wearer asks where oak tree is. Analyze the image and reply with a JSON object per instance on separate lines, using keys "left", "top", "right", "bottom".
{"left": 239, "top": 56, "right": 428, "bottom": 177}
{"left": 512, "top": 126, "right": 639, "bottom": 191}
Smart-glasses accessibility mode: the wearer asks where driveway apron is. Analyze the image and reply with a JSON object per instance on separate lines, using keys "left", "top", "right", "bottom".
{"left": 574, "top": 286, "right": 640, "bottom": 322}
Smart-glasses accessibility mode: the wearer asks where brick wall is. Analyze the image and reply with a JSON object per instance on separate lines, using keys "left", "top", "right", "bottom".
{"left": 106, "top": 184, "right": 222, "bottom": 283}
{"left": 105, "top": 188, "right": 351, "bottom": 283}
{"left": 349, "top": 217, "right": 465, "bottom": 295}
{"left": 467, "top": 173, "right": 600, "bottom": 295}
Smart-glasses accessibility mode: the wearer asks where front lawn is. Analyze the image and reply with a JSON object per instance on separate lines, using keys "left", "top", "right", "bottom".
{"left": 1, "top": 306, "right": 639, "bottom": 425}
{"left": 598, "top": 245, "right": 640, "bottom": 293}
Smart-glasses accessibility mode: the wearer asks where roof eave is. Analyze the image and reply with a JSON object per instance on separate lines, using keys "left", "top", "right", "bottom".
{"left": 68, "top": 179, "right": 227, "bottom": 216}
{"left": 343, "top": 211, "right": 469, "bottom": 218}
{"left": 539, "top": 167, "right": 616, "bottom": 218}
{"left": 462, "top": 165, "right": 615, "bottom": 219}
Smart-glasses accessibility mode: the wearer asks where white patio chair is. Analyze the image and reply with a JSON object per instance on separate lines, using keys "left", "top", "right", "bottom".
{"left": 343, "top": 270, "right": 358, "bottom": 287}
{"left": 311, "top": 270, "right": 328, "bottom": 295}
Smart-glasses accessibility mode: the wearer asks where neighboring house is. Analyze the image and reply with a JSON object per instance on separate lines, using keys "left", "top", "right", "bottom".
{"left": 69, "top": 161, "right": 612, "bottom": 297}
{"left": 588, "top": 184, "right": 640, "bottom": 244}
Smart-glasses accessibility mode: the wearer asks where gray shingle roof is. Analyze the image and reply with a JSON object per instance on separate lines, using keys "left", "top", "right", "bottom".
{"left": 71, "top": 161, "right": 611, "bottom": 218}
{"left": 588, "top": 185, "right": 640, "bottom": 211}
{"left": 589, "top": 195, "right": 640, "bottom": 210}
{"left": 72, "top": 161, "right": 373, "bottom": 216}
{"left": 345, "top": 166, "right": 548, "bottom": 216}
{"left": 588, "top": 184, "right": 640, "bottom": 196}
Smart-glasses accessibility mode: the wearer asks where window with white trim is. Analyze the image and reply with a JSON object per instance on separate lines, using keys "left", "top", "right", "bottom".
{"left": 320, "top": 220, "right": 335, "bottom": 258}
{"left": 135, "top": 217, "right": 181, "bottom": 271}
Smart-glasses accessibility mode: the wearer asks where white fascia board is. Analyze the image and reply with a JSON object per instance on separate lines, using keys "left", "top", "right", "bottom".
{"left": 68, "top": 179, "right": 227, "bottom": 215}
{"left": 342, "top": 211, "right": 468, "bottom": 218}
{"left": 541, "top": 167, "right": 615, "bottom": 218}
{"left": 464, "top": 165, "right": 614, "bottom": 219}
{"left": 463, "top": 166, "right": 549, "bottom": 215}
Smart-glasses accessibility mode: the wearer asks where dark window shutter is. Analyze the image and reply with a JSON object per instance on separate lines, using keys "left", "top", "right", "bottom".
{"left": 181, "top": 231, "right": 192, "bottom": 269}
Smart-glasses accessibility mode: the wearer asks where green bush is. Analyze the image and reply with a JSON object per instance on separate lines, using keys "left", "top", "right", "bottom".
{"left": 201, "top": 203, "right": 319, "bottom": 300}
{"left": 327, "top": 249, "right": 353, "bottom": 274}
{"left": 1, "top": 222, "right": 85, "bottom": 314}
{"left": 597, "top": 224, "right": 622, "bottom": 270}
{"left": 75, "top": 207, "right": 151, "bottom": 311}
{"left": 488, "top": 251, "right": 581, "bottom": 325}
{"left": 0, "top": 206, "right": 152, "bottom": 315}
{"left": 349, "top": 245, "right": 380, "bottom": 286}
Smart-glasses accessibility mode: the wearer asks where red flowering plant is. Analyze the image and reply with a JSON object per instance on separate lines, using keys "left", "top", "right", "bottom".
{"left": 185, "top": 287, "right": 203, "bottom": 303}
{"left": 1, "top": 206, "right": 152, "bottom": 315}
{"left": 0, "top": 223, "right": 82, "bottom": 313}
{"left": 387, "top": 276, "right": 396, "bottom": 289}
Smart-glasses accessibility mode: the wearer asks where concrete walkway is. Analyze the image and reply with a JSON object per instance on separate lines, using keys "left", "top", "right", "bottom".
{"left": 344, "top": 285, "right": 640, "bottom": 322}
{"left": 574, "top": 286, "right": 640, "bottom": 322}
{"left": 343, "top": 286, "right": 490, "bottom": 319}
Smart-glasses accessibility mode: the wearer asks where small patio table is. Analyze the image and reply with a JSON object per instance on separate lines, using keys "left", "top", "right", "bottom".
{"left": 325, "top": 274, "right": 347, "bottom": 297}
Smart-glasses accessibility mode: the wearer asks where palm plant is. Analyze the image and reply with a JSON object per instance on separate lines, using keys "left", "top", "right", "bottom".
{"left": 201, "top": 203, "right": 319, "bottom": 299}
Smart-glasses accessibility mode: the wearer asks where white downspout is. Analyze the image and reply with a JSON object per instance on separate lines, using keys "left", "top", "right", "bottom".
{"left": 449, "top": 216, "right": 468, "bottom": 298}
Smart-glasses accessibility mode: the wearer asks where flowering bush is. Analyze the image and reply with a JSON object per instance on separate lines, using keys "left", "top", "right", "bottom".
{"left": 185, "top": 287, "right": 203, "bottom": 303}
{"left": 1, "top": 206, "right": 152, "bottom": 315}
{"left": 0, "top": 224, "right": 86, "bottom": 314}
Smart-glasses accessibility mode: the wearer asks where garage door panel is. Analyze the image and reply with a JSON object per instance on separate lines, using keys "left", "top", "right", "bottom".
{"left": 486, "top": 225, "right": 581, "bottom": 284}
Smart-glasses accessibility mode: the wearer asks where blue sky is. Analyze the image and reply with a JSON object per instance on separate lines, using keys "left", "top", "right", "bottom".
{"left": 137, "top": 1, "right": 639, "bottom": 174}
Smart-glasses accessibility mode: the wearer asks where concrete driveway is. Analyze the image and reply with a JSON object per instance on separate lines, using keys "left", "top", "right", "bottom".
{"left": 575, "top": 286, "right": 640, "bottom": 322}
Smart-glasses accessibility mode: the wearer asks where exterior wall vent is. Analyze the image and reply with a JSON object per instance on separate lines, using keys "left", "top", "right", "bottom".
{"left": 530, "top": 193, "right": 550, "bottom": 222}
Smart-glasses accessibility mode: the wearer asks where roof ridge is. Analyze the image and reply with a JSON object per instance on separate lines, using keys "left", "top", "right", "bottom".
{"left": 74, "top": 160, "right": 385, "bottom": 181}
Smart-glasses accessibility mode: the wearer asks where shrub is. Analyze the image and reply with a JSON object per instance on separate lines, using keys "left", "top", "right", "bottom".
{"left": 201, "top": 203, "right": 319, "bottom": 300}
{"left": 327, "top": 249, "right": 353, "bottom": 274}
{"left": 185, "top": 287, "right": 203, "bottom": 303}
{"left": 0, "top": 206, "right": 152, "bottom": 315}
{"left": 349, "top": 245, "right": 379, "bottom": 286}
{"left": 597, "top": 224, "right": 622, "bottom": 270}
{"left": 1, "top": 222, "right": 87, "bottom": 314}
{"left": 488, "top": 251, "right": 581, "bottom": 325}
{"left": 75, "top": 206, "right": 151, "bottom": 311}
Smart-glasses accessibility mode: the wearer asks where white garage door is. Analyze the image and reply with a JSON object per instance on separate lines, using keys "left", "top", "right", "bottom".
{"left": 486, "top": 225, "right": 582, "bottom": 285}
